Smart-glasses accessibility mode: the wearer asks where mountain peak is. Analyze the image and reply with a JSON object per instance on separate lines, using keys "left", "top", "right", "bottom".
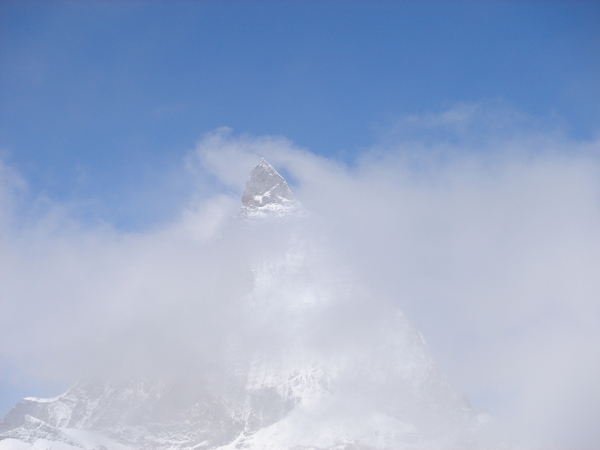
{"left": 240, "top": 159, "right": 300, "bottom": 219}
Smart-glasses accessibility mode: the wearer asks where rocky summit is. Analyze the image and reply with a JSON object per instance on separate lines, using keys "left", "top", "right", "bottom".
{"left": 239, "top": 159, "right": 300, "bottom": 219}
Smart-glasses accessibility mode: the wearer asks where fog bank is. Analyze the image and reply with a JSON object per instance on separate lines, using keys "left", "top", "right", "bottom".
{"left": 1, "top": 104, "right": 599, "bottom": 448}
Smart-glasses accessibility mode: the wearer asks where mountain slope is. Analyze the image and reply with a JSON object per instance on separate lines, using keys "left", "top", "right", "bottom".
{"left": 0, "top": 160, "right": 498, "bottom": 450}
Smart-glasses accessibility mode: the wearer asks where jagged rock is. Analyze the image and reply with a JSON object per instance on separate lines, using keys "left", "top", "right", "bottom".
{"left": 239, "top": 159, "right": 301, "bottom": 219}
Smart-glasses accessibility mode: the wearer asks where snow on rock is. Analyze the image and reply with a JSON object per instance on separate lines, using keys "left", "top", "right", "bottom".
{"left": 239, "top": 159, "right": 302, "bottom": 219}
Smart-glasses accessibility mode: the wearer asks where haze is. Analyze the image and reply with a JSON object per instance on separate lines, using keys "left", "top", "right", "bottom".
{"left": 1, "top": 2, "right": 600, "bottom": 449}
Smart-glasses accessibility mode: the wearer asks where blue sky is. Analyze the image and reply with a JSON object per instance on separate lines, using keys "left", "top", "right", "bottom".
{"left": 1, "top": 1, "right": 599, "bottom": 229}
{"left": 2, "top": 2, "right": 600, "bottom": 446}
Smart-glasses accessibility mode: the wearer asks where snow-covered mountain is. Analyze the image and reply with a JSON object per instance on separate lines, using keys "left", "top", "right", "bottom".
{"left": 0, "top": 160, "right": 498, "bottom": 450}
{"left": 239, "top": 159, "right": 301, "bottom": 219}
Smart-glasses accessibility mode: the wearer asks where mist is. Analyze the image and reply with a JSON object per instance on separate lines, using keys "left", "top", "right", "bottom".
{"left": 1, "top": 104, "right": 600, "bottom": 449}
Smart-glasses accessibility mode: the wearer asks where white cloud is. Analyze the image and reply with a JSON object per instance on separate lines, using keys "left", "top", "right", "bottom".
{"left": 1, "top": 103, "right": 599, "bottom": 448}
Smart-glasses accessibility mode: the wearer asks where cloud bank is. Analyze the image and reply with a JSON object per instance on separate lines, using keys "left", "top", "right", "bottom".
{"left": 1, "top": 103, "right": 600, "bottom": 449}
